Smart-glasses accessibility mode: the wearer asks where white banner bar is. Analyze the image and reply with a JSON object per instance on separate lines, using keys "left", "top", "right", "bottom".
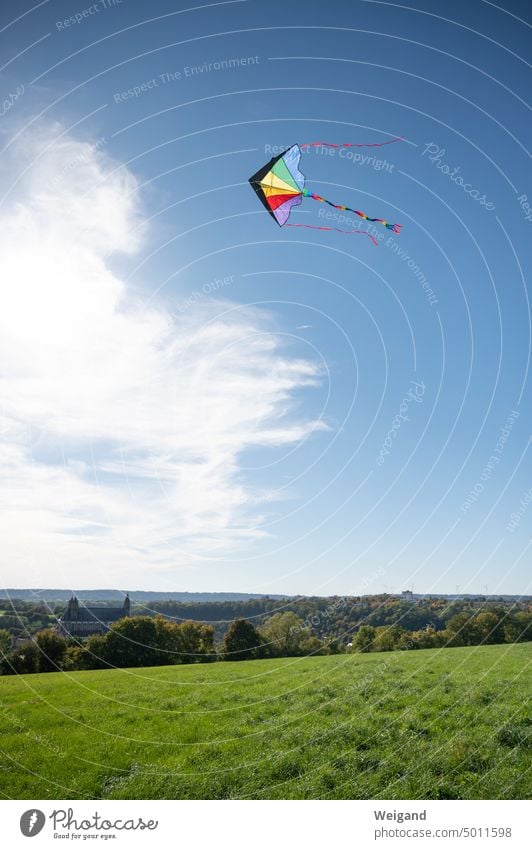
{"left": 2, "top": 800, "right": 530, "bottom": 848}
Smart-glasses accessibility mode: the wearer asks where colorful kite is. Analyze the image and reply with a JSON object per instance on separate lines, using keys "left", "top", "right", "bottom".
{"left": 249, "top": 138, "right": 402, "bottom": 245}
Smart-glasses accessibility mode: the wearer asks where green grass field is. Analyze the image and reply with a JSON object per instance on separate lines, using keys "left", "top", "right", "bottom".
{"left": 0, "top": 643, "right": 530, "bottom": 800}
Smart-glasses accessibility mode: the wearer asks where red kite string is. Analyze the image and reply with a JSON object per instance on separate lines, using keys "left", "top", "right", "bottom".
{"left": 300, "top": 137, "right": 404, "bottom": 149}
{"left": 285, "top": 223, "right": 379, "bottom": 246}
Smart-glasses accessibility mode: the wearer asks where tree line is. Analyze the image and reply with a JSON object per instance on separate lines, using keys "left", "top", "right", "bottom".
{"left": 0, "top": 605, "right": 530, "bottom": 675}
{"left": 350, "top": 608, "right": 531, "bottom": 652}
{"left": 1, "top": 595, "right": 530, "bottom": 642}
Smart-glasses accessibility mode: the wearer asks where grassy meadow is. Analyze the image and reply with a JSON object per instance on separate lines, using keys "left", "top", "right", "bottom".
{"left": 0, "top": 642, "right": 530, "bottom": 800}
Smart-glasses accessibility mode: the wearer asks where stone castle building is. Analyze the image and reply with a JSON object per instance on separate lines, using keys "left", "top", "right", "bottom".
{"left": 57, "top": 594, "right": 131, "bottom": 638}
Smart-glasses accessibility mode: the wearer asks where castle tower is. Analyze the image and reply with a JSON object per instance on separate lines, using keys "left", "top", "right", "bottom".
{"left": 123, "top": 593, "right": 131, "bottom": 617}
{"left": 68, "top": 595, "right": 79, "bottom": 620}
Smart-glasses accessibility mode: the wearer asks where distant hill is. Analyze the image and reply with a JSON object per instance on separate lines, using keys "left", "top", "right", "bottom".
{"left": 0, "top": 588, "right": 529, "bottom": 605}
{"left": 0, "top": 588, "right": 290, "bottom": 602}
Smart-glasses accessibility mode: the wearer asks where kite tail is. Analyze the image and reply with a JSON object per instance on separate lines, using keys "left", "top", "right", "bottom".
{"left": 300, "top": 137, "right": 403, "bottom": 149}
{"left": 285, "top": 223, "right": 379, "bottom": 246}
{"left": 303, "top": 189, "right": 402, "bottom": 234}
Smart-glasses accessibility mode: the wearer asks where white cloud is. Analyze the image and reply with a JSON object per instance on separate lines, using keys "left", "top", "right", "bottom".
{"left": 0, "top": 130, "right": 324, "bottom": 587}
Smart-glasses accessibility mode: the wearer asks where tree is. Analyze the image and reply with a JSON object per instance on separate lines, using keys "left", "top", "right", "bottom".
{"left": 81, "top": 634, "right": 111, "bottom": 669}
{"left": 198, "top": 624, "right": 216, "bottom": 661}
{"left": 2, "top": 642, "right": 39, "bottom": 675}
{"left": 298, "top": 635, "right": 325, "bottom": 656}
{"left": 154, "top": 616, "right": 185, "bottom": 664}
{"left": 328, "top": 639, "right": 347, "bottom": 654}
{"left": 504, "top": 613, "right": 532, "bottom": 644}
{"left": 473, "top": 612, "right": 503, "bottom": 645}
{"left": 445, "top": 612, "right": 475, "bottom": 646}
{"left": 353, "top": 625, "right": 377, "bottom": 653}
{"left": 154, "top": 617, "right": 216, "bottom": 664}
{"left": 398, "top": 628, "right": 442, "bottom": 650}
{"left": 103, "top": 616, "right": 160, "bottom": 668}
{"left": 372, "top": 625, "right": 404, "bottom": 652}
{"left": 176, "top": 621, "right": 215, "bottom": 663}
{"left": 35, "top": 629, "right": 67, "bottom": 672}
{"left": 260, "top": 612, "right": 307, "bottom": 656}
{"left": 0, "top": 629, "right": 11, "bottom": 658}
{"left": 224, "top": 619, "right": 263, "bottom": 661}
{"left": 62, "top": 645, "right": 87, "bottom": 671}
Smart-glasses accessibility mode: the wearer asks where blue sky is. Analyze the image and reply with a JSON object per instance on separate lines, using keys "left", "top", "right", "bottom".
{"left": 0, "top": 0, "right": 531, "bottom": 594}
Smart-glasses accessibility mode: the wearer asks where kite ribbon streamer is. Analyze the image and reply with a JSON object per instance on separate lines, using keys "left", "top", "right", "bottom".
{"left": 300, "top": 137, "right": 403, "bottom": 149}
{"left": 286, "top": 223, "right": 379, "bottom": 246}
{"left": 302, "top": 188, "right": 402, "bottom": 234}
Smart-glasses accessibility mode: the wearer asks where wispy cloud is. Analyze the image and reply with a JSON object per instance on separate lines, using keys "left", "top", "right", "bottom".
{"left": 0, "top": 129, "right": 323, "bottom": 586}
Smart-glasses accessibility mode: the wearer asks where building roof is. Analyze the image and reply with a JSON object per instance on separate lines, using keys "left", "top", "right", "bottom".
{"left": 60, "top": 595, "right": 129, "bottom": 624}
{"left": 61, "top": 606, "right": 125, "bottom": 623}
